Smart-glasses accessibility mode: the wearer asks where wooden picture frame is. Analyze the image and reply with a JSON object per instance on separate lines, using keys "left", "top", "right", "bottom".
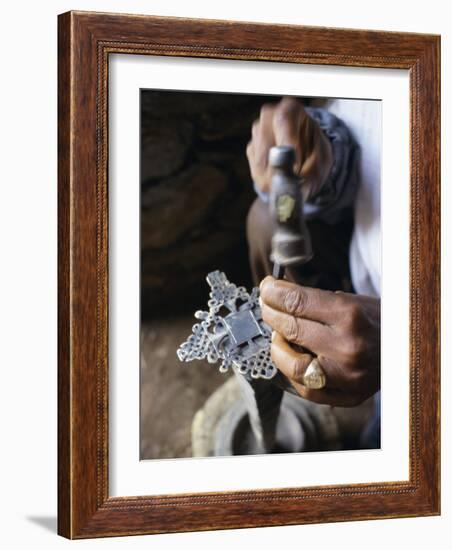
{"left": 58, "top": 11, "right": 440, "bottom": 538}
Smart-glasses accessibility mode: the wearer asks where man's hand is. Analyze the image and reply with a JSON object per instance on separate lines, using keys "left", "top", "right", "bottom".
{"left": 260, "top": 276, "right": 380, "bottom": 407}
{"left": 246, "top": 97, "right": 333, "bottom": 199}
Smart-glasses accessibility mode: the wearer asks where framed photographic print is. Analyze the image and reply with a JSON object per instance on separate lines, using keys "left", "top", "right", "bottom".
{"left": 58, "top": 11, "right": 440, "bottom": 538}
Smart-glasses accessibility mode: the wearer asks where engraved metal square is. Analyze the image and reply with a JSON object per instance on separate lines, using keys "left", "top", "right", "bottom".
{"left": 224, "top": 310, "right": 263, "bottom": 346}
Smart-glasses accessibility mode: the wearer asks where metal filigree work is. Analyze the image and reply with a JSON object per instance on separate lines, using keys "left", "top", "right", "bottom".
{"left": 177, "top": 271, "right": 277, "bottom": 380}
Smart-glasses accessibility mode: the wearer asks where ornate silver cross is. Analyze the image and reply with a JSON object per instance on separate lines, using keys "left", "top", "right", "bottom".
{"left": 177, "top": 271, "right": 277, "bottom": 380}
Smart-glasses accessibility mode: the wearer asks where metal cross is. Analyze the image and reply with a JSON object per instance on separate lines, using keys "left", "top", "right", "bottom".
{"left": 177, "top": 271, "right": 277, "bottom": 380}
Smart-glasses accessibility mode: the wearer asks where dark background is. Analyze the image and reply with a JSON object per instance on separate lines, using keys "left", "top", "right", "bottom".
{"left": 140, "top": 90, "right": 284, "bottom": 458}
{"left": 140, "top": 90, "right": 282, "bottom": 319}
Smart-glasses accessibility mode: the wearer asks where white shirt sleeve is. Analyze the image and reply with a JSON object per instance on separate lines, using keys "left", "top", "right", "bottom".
{"left": 326, "top": 99, "right": 381, "bottom": 297}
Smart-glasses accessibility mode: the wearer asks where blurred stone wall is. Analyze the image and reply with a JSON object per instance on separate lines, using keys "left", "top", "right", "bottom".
{"left": 140, "top": 90, "right": 278, "bottom": 317}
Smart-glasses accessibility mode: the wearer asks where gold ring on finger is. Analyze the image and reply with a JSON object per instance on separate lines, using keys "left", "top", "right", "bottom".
{"left": 302, "top": 358, "right": 327, "bottom": 390}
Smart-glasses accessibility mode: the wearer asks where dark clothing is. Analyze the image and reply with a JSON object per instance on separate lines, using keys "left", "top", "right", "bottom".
{"left": 246, "top": 197, "right": 354, "bottom": 291}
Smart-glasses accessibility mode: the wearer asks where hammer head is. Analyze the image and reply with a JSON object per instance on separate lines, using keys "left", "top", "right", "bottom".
{"left": 269, "top": 146, "right": 313, "bottom": 268}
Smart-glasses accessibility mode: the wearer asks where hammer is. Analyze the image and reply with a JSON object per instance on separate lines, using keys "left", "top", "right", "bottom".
{"left": 269, "top": 145, "right": 313, "bottom": 279}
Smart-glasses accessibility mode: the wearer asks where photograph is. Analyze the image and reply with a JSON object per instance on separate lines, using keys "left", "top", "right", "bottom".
{"left": 0, "top": 1, "right": 446, "bottom": 547}
{"left": 55, "top": 10, "right": 440, "bottom": 538}
{"left": 139, "top": 90, "right": 382, "bottom": 460}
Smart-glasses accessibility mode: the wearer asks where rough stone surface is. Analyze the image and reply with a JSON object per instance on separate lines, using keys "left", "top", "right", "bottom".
{"left": 141, "top": 90, "right": 270, "bottom": 119}
{"left": 141, "top": 118, "right": 194, "bottom": 181}
{"left": 140, "top": 317, "right": 227, "bottom": 459}
{"left": 140, "top": 90, "right": 275, "bottom": 315}
{"left": 141, "top": 163, "right": 229, "bottom": 249}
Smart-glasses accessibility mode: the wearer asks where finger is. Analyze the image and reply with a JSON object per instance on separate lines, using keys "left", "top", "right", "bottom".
{"left": 260, "top": 276, "right": 342, "bottom": 324}
{"left": 257, "top": 104, "right": 277, "bottom": 149}
{"left": 246, "top": 141, "right": 257, "bottom": 178}
{"left": 271, "top": 330, "right": 370, "bottom": 397}
{"left": 262, "top": 303, "right": 334, "bottom": 354}
{"left": 251, "top": 119, "right": 260, "bottom": 141}
{"left": 271, "top": 334, "right": 355, "bottom": 405}
{"left": 246, "top": 141, "right": 254, "bottom": 162}
{"left": 292, "top": 383, "right": 364, "bottom": 407}
{"left": 273, "top": 98, "right": 305, "bottom": 163}
{"left": 247, "top": 140, "right": 272, "bottom": 194}
{"left": 259, "top": 102, "right": 276, "bottom": 126}
{"left": 266, "top": 303, "right": 364, "bottom": 390}
{"left": 255, "top": 106, "right": 276, "bottom": 169}
{"left": 270, "top": 331, "right": 313, "bottom": 383}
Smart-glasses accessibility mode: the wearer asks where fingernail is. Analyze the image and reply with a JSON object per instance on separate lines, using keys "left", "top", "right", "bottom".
{"left": 271, "top": 331, "right": 276, "bottom": 342}
{"left": 259, "top": 276, "right": 273, "bottom": 293}
{"left": 258, "top": 296, "right": 263, "bottom": 308}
